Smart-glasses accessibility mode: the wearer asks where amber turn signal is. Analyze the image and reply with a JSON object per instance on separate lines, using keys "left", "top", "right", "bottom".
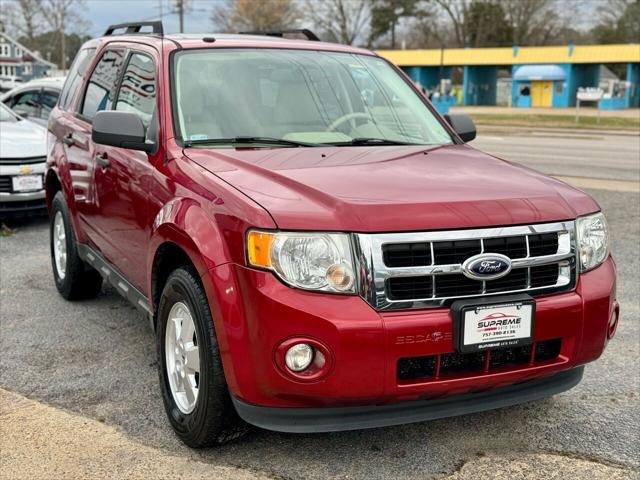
{"left": 247, "top": 231, "right": 275, "bottom": 268}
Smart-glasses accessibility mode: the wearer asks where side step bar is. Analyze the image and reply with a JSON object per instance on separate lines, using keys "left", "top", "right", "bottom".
{"left": 77, "top": 244, "right": 153, "bottom": 324}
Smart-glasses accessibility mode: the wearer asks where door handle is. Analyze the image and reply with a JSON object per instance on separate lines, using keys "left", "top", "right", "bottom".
{"left": 62, "top": 133, "right": 74, "bottom": 146}
{"left": 95, "top": 152, "right": 110, "bottom": 168}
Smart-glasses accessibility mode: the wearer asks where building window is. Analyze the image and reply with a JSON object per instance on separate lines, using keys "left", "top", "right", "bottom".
{"left": 23, "top": 64, "right": 32, "bottom": 75}
{"left": 0, "top": 44, "right": 10, "bottom": 57}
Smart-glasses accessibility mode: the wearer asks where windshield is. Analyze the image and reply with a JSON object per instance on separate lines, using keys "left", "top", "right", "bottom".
{"left": 0, "top": 104, "right": 19, "bottom": 123}
{"left": 173, "top": 49, "right": 453, "bottom": 147}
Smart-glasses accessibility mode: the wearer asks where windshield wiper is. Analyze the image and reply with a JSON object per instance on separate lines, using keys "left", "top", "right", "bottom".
{"left": 329, "top": 137, "right": 422, "bottom": 146}
{"left": 183, "top": 136, "right": 322, "bottom": 148}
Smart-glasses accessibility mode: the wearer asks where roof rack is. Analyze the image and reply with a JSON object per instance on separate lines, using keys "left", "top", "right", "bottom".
{"left": 104, "top": 21, "right": 164, "bottom": 37}
{"left": 239, "top": 29, "right": 320, "bottom": 41}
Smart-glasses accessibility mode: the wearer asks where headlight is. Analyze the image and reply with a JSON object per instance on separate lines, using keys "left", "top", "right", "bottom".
{"left": 246, "top": 230, "right": 356, "bottom": 293}
{"left": 576, "top": 212, "right": 609, "bottom": 272}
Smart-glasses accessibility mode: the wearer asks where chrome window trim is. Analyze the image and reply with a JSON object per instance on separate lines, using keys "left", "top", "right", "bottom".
{"left": 353, "top": 221, "right": 577, "bottom": 311}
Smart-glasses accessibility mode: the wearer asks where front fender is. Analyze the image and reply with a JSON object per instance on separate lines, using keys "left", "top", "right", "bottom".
{"left": 147, "top": 197, "right": 233, "bottom": 297}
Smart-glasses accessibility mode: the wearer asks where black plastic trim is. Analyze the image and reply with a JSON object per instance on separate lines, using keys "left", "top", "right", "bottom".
{"left": 231, "top": 366, "right": 584, "bottom": 433}
{"left": 104, "top": 21, "right": 164, "bottom": 36}
{"left": 77, "top": 244, "right": 152, "bottom": 315}
{"left": 239, "top": 29, "right": 320, "bottom": 41}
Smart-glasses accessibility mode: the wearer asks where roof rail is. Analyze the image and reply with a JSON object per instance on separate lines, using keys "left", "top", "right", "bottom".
{"left": 239, "top": 29, "right": 320, "bottom": 41}
{"left": 104, "top": 21, "right": 164, "bottom": 37}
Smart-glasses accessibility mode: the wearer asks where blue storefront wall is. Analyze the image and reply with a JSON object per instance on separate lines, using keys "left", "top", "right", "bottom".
{"left": 627, "top": 62, "right": 640, "bottom": 108}
{"left": 401, "top": 66, "right": 453, "bottom": 92}
{"left": 569, "top": 64, "right": 599, "bottom": 107}
{"left": 462, "top": 66, "right": 498, "bottom": 105}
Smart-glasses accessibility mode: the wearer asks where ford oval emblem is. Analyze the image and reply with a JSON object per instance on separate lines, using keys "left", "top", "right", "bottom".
{"left": 461, "top": 253, "right": 512, "bottom": 281}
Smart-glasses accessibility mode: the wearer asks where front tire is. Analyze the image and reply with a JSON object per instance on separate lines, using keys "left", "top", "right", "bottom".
{"left": 157, "top": 267, "right": 247, "bottom": 448}
{"left": 50, "top": 191, "right": 102, "bottom": 300}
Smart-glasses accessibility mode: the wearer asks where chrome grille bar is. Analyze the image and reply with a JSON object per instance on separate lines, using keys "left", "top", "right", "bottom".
{"left": 353, "top": 221, "right": 577, "bottom": 311}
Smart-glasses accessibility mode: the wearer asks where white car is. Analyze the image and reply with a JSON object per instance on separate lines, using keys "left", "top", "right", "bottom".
{"left": 1, "top": 77, "right": 65, "bottom": 127}
{"left": 0, "top": 103, "right": 47, "bottom": 216}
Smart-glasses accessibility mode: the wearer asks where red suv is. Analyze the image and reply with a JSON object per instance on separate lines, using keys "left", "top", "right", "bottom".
{"left": 46, "top": 22, "right": 618, "bottom": 447}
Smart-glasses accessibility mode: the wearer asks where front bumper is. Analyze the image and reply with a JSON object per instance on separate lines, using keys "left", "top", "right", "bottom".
{"left": 232, "top": 366, "right": 584, "bottom": 433}
{"left": 202, "top": 256, "right": 616, "bottom": 412}
{"left": 0, "top": 161, "right": 46, "bottom": 213}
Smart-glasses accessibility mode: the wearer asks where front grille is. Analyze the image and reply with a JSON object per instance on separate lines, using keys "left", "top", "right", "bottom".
{"left": 0, "top": 156, "right": 46, "bottom": 165}
{"left": 397, "top": 338, "right": 562, "bottom": 381}
{"left": 383, "top": 242, "right": 431, "bottom": 267}
{"left": 355, "top": 222, "right": 576, "bottom": 310}
{"left": 0, "top": 176, "right": 11, "bottom": 193}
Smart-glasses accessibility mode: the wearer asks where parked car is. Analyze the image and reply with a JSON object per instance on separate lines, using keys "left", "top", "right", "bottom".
{"left": 0, "top": 76, "right": 23, "bottom": 93}
{"left": 1, "top": 77, "right": 65, "bottom": 126}
{"left": 46, "top": 22, "right": 618, "bottom": 448}
{"left": 0, "top": 103, "right": 47, "bottom": 216}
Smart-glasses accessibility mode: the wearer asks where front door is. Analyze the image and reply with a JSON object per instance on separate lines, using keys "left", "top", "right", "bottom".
{"left": 92, "top": 49, "right": 158, "bottom": 290}
{"left": 531, "top": 81, "right": 553, "bottom": 107}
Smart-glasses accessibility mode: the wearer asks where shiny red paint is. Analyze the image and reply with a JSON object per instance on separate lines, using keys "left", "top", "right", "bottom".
{"left": 46, "top": 34, "right": 616, "bottom": 413}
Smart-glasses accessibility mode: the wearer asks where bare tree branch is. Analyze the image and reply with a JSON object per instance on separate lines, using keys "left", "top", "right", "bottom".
{"left": 304, "top": 0, "right": 371, "bottom": 45}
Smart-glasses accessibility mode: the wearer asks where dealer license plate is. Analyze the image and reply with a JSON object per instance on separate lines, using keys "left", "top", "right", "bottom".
{"left": 460, "top": 301, "right": 534, "bottom": 353}
{"left": 12, "top": 175, "right": 43, "bottom": 192}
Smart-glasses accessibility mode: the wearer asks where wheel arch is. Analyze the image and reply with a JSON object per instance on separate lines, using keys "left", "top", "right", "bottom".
{"left": 45, "top": 168, "right": 62, "bottom": 212}
{"left": 148, "top": 199, "right": 233, "bottom": 320}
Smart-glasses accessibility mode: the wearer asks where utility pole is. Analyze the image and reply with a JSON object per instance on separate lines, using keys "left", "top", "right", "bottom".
{"left": 176, "top": 0, "right": 184, "bottom": 33}
{"left": 60, "top": 18, "right": 66, "bottom": 71}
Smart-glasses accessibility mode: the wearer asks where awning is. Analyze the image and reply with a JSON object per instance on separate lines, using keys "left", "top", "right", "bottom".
{"left": 513, "top": 65, "right": 566, "bottom": 81}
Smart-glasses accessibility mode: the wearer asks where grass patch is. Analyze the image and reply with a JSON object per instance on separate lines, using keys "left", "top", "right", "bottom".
{"left": 468, "top": 113, "right": 640, "bottom": 131}
{"left": 0, "top": 223, "right": 16, "bottom": 237}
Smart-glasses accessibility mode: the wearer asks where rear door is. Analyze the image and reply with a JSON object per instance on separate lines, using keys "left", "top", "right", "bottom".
{"left": 66, "top": 47, "right": 127, "bottom": 255}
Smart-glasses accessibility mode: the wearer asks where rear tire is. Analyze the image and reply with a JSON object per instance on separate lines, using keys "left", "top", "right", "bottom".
{"left": 157, "top": 267, "right": 248, "bottom": 448}
{"left": 50, "top": 191, "right": 103, "bottom": 300}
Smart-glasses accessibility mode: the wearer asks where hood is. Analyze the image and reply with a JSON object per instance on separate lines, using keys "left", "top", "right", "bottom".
{"left": 184, "top": 144, "right": 599, "bottom": 232}
{"left": 0, "top": 119, "right": 47, "bottom": 159}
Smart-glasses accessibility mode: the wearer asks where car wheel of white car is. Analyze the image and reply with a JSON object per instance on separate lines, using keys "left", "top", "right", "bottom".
{"left": 50, "top": 191, "right": 103, "bottom": 300}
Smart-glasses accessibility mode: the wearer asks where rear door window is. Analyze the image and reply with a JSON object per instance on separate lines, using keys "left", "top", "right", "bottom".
{"left": 81, "top": 49, "right": 126, "bottom": 121}
{"left": 59, "top": 47, "right": 95, "bottom": 110}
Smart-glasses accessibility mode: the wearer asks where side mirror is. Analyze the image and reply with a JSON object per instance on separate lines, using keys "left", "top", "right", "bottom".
{"left": 444, "top": 113, "right": 476, "bottom": 143}
{"left": 92, "top": 111, "right": 154, "bottom": 153}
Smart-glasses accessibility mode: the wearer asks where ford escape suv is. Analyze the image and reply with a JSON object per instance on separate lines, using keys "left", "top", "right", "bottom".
{"left": 46, "top": 22, "right": 618, "bottom": 447}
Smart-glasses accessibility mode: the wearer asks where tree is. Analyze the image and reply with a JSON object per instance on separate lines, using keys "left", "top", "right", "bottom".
{"left": 466, "top": 1, "right": 513, "bottom": 47}
{"left": 19, "top": 31, "right": 89, "bottom": 68}
{"left": 0, "top": 0, "right": 45, "bottom": 42}
{"left": 432, "top": 0, "right": 471, "bottom": 47}
{"left": 369, "top": 0, "right": 421, "bottom": 48}
{"left": 212, "top": 0, "right": 301, "bottom": 33}
{"left": 592, "top": 0, "right": 640, "bottom": 44}
{"left": 304, "top": 0, "right": 370, "bottom": 45}
{"left": 40, "top": 0, "right": 88, "bottom": 70}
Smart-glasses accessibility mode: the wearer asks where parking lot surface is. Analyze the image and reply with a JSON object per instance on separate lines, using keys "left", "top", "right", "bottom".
{"left": 1, "top": 131, "right": 639, "bottom": 479}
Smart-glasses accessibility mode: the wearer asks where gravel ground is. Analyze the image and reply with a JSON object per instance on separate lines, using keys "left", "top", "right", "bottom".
{"left": 1, "top": 184, "right": 638, "bottom": 480}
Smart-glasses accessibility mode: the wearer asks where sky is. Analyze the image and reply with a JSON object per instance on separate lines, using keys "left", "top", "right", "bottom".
{"left": 83, "top": 0, "right": 221, "bottom": 38}
{"left": 80, "top": 0, "right": 603, "bottom": 40}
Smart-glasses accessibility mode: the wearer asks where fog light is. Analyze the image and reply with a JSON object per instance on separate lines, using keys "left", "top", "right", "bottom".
{"left": 285, "top": 343, "right": 314, "bottom": 372}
